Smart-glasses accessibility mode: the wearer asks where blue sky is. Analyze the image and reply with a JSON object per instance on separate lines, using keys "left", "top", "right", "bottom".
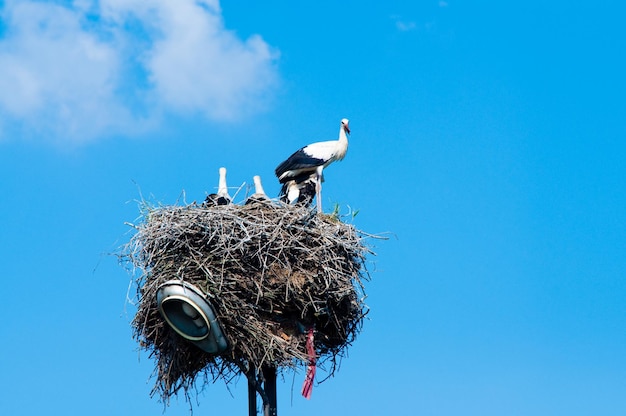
{"left": 1, "top": 1, "right": 625, "bottom": 415}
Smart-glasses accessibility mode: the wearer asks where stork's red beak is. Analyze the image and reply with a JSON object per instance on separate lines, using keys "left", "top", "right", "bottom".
{"left": 344, "top": 125, "right": 350, "bottom": 134}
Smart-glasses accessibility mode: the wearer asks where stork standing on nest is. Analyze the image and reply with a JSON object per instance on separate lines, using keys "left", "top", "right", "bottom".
{"left": 204, "top": 167, "right": 231, "bottom": 206}
{"left": 275, "top": 118, "right": 350, "bottom": 212}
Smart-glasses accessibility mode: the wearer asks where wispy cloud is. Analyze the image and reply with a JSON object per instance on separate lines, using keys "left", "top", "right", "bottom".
{"left": 0, "top": 0, "right": 279, "bottom": 144}
{"left": 390, "top": 14, "right": 417, "bottom": 32}
{"left": 395, "top": 20, "right": 417, "bottom": 32}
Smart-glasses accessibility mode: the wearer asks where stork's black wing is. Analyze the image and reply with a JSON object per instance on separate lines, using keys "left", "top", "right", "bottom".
{"left": 275, "top": 148, "right": 325, "bottom": 182}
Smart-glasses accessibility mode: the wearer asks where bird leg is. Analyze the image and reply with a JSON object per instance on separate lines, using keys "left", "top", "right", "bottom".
{"left": 316, "top": 181, "right": 322, "bottom": 212}
{"left": 315, "top": 166, "right": 323, "bottom": 212}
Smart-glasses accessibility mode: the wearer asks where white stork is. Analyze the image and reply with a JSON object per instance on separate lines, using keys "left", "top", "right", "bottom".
{"left": 204, "top": 167, "right": 231, "bottom": 206}
{"left": 279, "top": 172, "right": 317, "bottom": 207}
{"left": 245, "top": 175, "right": 270, "bottom": 204}
{"left": 275, "top": 118, "right": 350, "bottom": 212}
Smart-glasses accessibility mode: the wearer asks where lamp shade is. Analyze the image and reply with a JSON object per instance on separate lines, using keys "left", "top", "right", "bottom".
{"left": 156, "top": 280, "right": 228, "bottom": 354}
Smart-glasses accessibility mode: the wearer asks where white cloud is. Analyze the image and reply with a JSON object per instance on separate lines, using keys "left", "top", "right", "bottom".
{"left": 0, "top": 1, "right": 133, "bottom": 142}
{"left": 0, "top": 0, "right": 279, "bottom": 144}
{"left": 117, "top": 0, "right": 278, "bottom": 120}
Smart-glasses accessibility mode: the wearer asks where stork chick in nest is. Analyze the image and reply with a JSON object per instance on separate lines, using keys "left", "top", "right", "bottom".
{"left": 205, "top": 167, "right": 231, "bottom": 206}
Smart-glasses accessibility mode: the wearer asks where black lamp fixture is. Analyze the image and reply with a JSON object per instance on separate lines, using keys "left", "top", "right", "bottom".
{"left": 156, "top": 280, "right": 228, "bottom": 354}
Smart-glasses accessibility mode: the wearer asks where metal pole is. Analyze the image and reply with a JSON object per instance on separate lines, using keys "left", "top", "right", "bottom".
{"left": 262, "top": 365, "right": 277, "bottom": 416}
{"left": 248, "top": 367, "right": 257, "bottom": 416}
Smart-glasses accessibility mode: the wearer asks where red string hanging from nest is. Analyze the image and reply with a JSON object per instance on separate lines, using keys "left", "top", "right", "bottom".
{"left": 301, "top": 327, "right": 316, "bottom": 399}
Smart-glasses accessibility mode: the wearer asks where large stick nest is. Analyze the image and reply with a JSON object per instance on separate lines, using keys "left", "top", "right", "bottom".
{"left": 123, "top": 199, "right": 374, "bottom": 401}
